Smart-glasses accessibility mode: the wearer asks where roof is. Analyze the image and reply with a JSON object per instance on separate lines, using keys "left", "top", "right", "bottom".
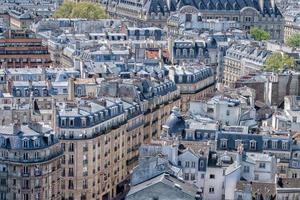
{"left": 236, "top": 181, "right": 276, "bottom": 199}
{"left": 126, "top": 173, "right": 198, "bottom": 200}
{"left": 277, "top": 178, "right": 300, "bottom": 189}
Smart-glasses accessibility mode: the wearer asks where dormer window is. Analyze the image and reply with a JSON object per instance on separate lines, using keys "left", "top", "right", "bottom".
{"left": 34, "top": 89, "right": 39, "bottom": 96}
{"left": 272, "top": 141, "right": 278, "bottom": 149}
{"left": 282, "top": 141, "right": 288, "bottom": 150}
{"left": 61, "top": 118, "right": 66, "bottom": 127}
{"left": 250, "top": 140, "right": 256, "bottom": 150}
{"left": 220, "top": 139, "right": 227, "bottom": 148}
{"left": 235, "top": 140, "right": 242, "bottom": 149}
{"left": 23, "top": 140, "right": 29, "bottom": 148}
{"left": 34, "top": 140, "right": 40, "bottom": 148}
{"left": 69, "top": 118, "right": 74, "bottom": 127}
{"left": 16, "top": 89, "right": 21, "bottom": 97}
{"left": 263, "top": 140, "right": 268, "bottom": 149}
{"left": 43, "top": 89, "right": 48, "bottom": 96}
{"left": 81, "top": 118, "right": 86, "bottom": 127}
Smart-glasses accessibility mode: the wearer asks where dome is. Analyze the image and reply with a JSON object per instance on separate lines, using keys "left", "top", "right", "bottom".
{"left": 206, "top": 36, "right": 217, "bottom": 48}
{"left": 165, "top": 107, "right": 185, "bottom": 136}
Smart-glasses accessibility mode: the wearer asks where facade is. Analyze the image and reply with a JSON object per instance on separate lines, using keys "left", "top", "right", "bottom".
{"left": 284, "top": 14, "right": 300, "bottom": 42}
{"left": 236, "top": 72, "right": 300, "bottom": 106}
{"left": 107, "top": 0, "right": 284, "bottom": 40}
{"left": 167, "top": 65, "right": 215, "bottom": 112}
{"left": 0, "top": 122, "right": 63, "bottom": 200}
{"left": 0, "top": 38, "right": 51, "bottom": 68}
{"left": 57, "top": 99, "right": 142, "bottom": 200}
{"left": 224, "top": 43, "right": 271, "bottom": 87}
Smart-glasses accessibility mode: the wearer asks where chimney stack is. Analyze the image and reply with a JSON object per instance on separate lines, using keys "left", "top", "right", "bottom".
{"left": 13, "top": 121, "right": 21, "bottom": 135}
{"left": 270, "top": 0, "right": 275, "bottom": 9}
{"left": 68, "top": 77, "right": 75, "bottom": 101}
{"left": 259, "top": 0, "right": 264, "bottom": 12}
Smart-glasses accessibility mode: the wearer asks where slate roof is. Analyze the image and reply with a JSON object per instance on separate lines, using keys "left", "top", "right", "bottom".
{"left": 127, "top": 173, "right": 198, "bottom": 200}
{"left": 172, "top": 0, "right": 282, "bottom": 16}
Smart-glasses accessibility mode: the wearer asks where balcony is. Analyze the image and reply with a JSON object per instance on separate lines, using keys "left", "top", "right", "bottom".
{"left": 68, "top": 172, "right": 74, "bottom": 177}
{"left": 21, "top": 172, "right": 30, "bottom": 177}
{"left": 34, "top": 170, "right": 42, "bottom": 176}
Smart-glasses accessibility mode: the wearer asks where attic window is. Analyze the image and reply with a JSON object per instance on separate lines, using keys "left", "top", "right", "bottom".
{"left": 23, "top": 140, "right": 29, "bottom": 148}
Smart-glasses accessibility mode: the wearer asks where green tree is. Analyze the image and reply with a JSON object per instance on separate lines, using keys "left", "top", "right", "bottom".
{"left": 264, "top": 52, "right": 295, "bottom": 72}
{"left": 70, "top": 2, "right": 107, "bottom": 19}
{"left": 53, "top": 1, "right": 75, "bottom": 18}
{"left": 53, "top": 1, "right": 107, "bottom": 19}
{"left": 286, "top": 33, "right": 300, "bottom": 48}
{"left": 250, "top": 27, "right": 270, "bottom": 41}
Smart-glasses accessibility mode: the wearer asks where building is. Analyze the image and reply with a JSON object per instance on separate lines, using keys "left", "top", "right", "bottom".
{"left": 126, "top": 173, "right": 201, "bottom": 200}
{"left": 284, "top": 14, "right": 300, "bottom": 42}
{"left": 56, "top": 98, "right": 142, "bottom": 200}
{"left": 107, "top": 0, "right": 284, "bottom": 40}
{"left": 224, "top": 43, "right": 271, "bottom": 87}
{"left": 167, "top": 65, "right": 215, "bottom": 112}
{"left": 236, "top": 72, "right": 300, "bottom": 106}
{"left": 0, "top": 37, "right": 51, "bottom": 68}
{"left": 276, "top": 178, "right": 300, "bottom": 200}
{"left": 0, "top": 121, "right": 63, "bottom": 200}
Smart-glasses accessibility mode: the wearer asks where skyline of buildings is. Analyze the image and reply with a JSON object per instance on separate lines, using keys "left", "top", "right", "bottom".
{"left": 0, "top": 0, "right": 300, "bottom": 200}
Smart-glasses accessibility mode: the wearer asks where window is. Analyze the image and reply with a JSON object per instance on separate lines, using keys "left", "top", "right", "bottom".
{"left": 23, "top": 153, "right": 29, "bottom": 160}
{"left": 243, "top": 166, "right": 250, "bottom": 173}
{"left": 186, "top": 14, "right": 192, "bottom": 22}
{"left": 209, "top": 187, "right": 214, "bottom": 193}
{"left": 272, "top": 141, "right": 278, "bottom": 149}
{"left": 199, "top": 160, "right": 204, "bottom": 168}
{"left": 23, "top": 140, "right": 28, "bottom": 148}
{"left": 282, "top": 142, "right": 288, "bottom": 150}
{"left": 83, "top": 179, "right": 88, "bottom": 189}
{"left": 191, "top": 161, "right": 195, "bottom": 168}
{"left": 69, "top": 143, "right": 74, "bottom": 152}
{"left": 191, "top": 173, "right": 195, "bottom": 180}
{"left": 69, "top": 180, "right": 74, "bottom": 189}
{"left": 259, "top": 163, "right": 266, "bottom": 169}
{"left": 235, "top": 140, "right": 242, "bottom": 149}
{"left": 250, "top": 140, "right": 256, "bottom": 150}
{"left": 81, "top": 118, "right": 86, "bottom": 127}
{"left": 184, "top": 173, "right": 189, "bottom": 180}
{"left": 185, "top": 161, "right": 190, "bottom": 168}
{"left": 201, "top": 174, "right": 205, "bottom": 179}
{"left": 69, "top": 118, "right": 74, "bottom": 127}
{"left": 220, "top": 139, "right": 227, "bottom": 148}
{"left": 61, "top": 118, "right": 66, "bottom": 127}
{"left": 209, "top": 174, "right": 215, "bottom": 179}
{"left": 293, "top": 116, "right": 297, "bottom": 123}
{"left": 226, "top": 110, "right": 230, "bottom": 116}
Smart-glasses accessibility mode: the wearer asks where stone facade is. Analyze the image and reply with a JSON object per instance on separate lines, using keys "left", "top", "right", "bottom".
{"left": 0, "top": 122, "right": 63, "bottom": 200}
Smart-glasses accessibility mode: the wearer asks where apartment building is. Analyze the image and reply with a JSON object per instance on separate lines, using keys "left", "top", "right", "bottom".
{"left": 167, "top": 65, "right": 215, "bottom": 112}
{"left": 0, "top": 37, "right": 51, "bottom": 68}
{"left": 0, "top": 121, "right": 63, "bottom": 200}
{"left": 224, "top": 43, "right": 271, "bottom": 87}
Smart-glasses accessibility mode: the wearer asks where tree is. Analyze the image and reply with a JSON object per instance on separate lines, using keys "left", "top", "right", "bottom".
{"left": 70, "top": 2, "right": 107, "bottom": 19}
{"left": 286, "top": 33, "right": 300, "bottom": 48}
{"left": 264, "top": 52, "right": 295, "bottom": 72}
{"left": 250, "top": 27, "right": 270, "bottom": 41}
{"left": 53, "top": 1, "right": 75, "bottom": 18}
{"left": 53, "top": 1, "right": 107, "bottom": 19}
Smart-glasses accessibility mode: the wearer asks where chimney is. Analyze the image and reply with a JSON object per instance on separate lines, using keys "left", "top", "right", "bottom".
{"left": 68, "top": 77, "right": 75, "bottom": 101}
{"left": 270, "top": 0, "right": 275, "bottom": 9}
{"left": 51, "top": 98, "right": 57, "bottom": 130}
{"left": 13, "top": 121, "right": 21, "bottom": 135}
{"left": 259, "top": 0, "right": 264, "bottom": 11}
